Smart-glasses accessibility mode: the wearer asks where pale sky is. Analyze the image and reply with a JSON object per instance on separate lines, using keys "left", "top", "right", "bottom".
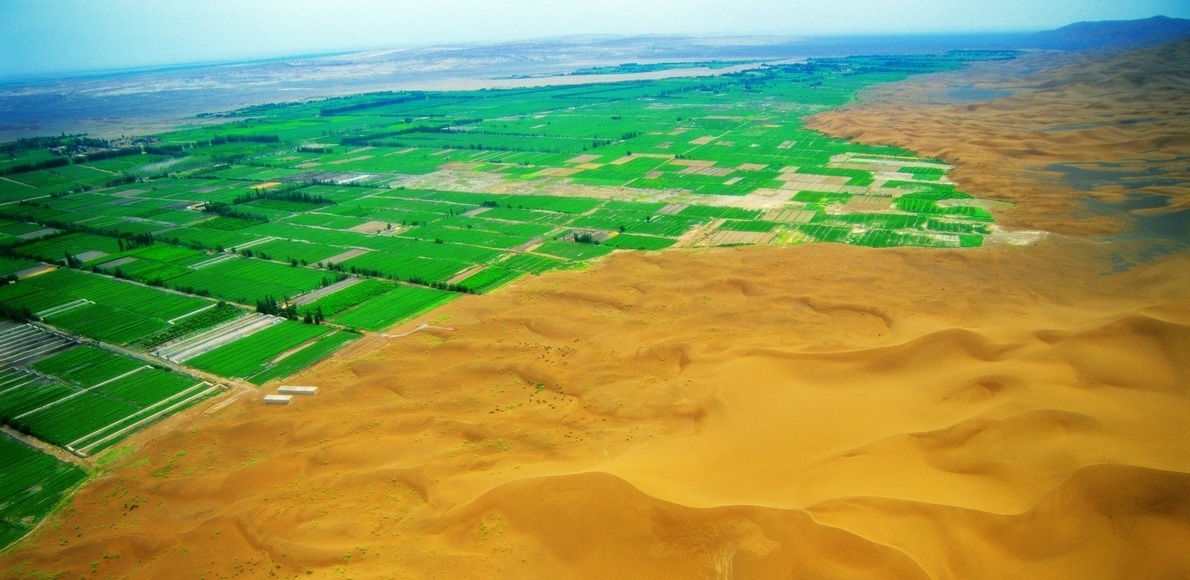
{"left": 1, "top": 0, "right": 1186, "bottom": 77}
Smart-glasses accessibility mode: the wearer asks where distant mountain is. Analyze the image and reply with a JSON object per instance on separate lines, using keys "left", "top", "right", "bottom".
{"left": 1026, "top": 15, "right": 1190, "bottom": 51}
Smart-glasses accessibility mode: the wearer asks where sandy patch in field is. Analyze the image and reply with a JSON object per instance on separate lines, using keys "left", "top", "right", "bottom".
{"left": 327, "top": 156, "right": 373, "bottom": 165}
{"left": 764, "top": 207, "right": 816, "bottom": 223}
{"left": 779, "top": 175, "right": 851, "bottom": 188}
{"left": 321, "top": 248, "right": 371, "bottom": 264}
{"left": 531, "top": 167, "right": 583, "bottom": 178}
{"left": 439, "top": 162, "right": 482, "bottom": 171}
{"left": 669, "top": 158, "right": 715, "bottom": 168}
{"left": 680, "top": 166, "right": 733, "bottom": 177}
{"left": 16, "top": 227, "right": 59, "bottom": 240}
{"left": 72, "top": 250, "right": 107, "bottom": 262}
{"left": 844, "top": 195, "right": 893, "bottom": 211}
{"left": 566, "top": 154, "right": 600, "bottom": 164}
{"left": 689, "top": 135, "right": 716, "bottom": 145}
{"left": 697, "top": 230, "right": 776, "bottom": 245}
{"left": 348, "top": 220, "right": 393, "bottom": 234}
{"left": 610, "top": 153, "right": 671, "bottom": 165}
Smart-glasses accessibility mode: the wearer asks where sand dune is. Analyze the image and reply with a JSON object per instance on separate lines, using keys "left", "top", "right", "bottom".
{"left": 4, "top": 241, "right": 1187, "bottom": 578}
{"left": 4, "top": 42, "right": 1190, "bottom": 579}
{"left": 809, "top": 39, "right": 1190, "bottom": 236}
{"left": 810, "top": 464, "right": 1190, "bottom": 579}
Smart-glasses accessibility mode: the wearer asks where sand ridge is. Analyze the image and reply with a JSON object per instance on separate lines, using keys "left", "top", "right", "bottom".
{"left": 3, "top": 41, "right": 1190, "bottom": 579}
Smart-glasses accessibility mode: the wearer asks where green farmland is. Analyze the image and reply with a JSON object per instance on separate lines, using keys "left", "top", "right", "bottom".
{"left": 0, "top": 343, "right": 218, "bottom": 457}
{"left": 0, "top": 434, "right": 88, "bottom": 548}
{"left": 186, "top": 320, "right": 332, "bottom": 379}
{"left": 0, "top": 49, "right": 1015, "bottom": 551}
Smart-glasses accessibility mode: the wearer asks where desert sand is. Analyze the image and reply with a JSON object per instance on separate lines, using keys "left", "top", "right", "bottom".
{"left": 3, "top": 42, "right": 1188, "bottom": 579}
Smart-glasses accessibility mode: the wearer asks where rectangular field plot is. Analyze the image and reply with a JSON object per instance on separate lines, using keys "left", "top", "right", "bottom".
{"left": 332, "top": 285, "right": 458, "bottom": 331}
{"left": 298, "top": 277, "right": 396, "bottom": 318}
{"left": 0, "top": 268, "right": 218, "bottom": 346}
{"left": 0, "top": 256, "right": 40, "bottom": 276}
{"left": 602, "top": 234, "right": 675, "bottom": 251}
{"left": 12, "top": 232, "right": 122, "bottom": 264}
{"left": 340, "top": 251, "right": 470, "bottom": 284}
{"left": 458, "top": 266, "right": 523, "bottom": 294}
{"left": 246, "top": 238, "right": 345, "bottom": 264}
{"left": 498, "top": 253, "right": 568, "bottom": 274}
{"left": 0, "top": 322, "right": 76, "bottom": 367}
{"left": 0, "top": 434, "right": 88, "bottom": 549}
{"left": 533, "top": 240, "right": 616, "bottom": 261}
{"left": 127, "top": 303, "right": 246, "bottom": 351}
{"left": 1, "top": 345, "right": 220, "bottom": 456}
{"left": 283, "top": 212, "right": 370, "bottom": 230}
{"left": 247, "top": 330, "right": 360, "bottom": 385}
{"left": 186, "top": 320, "right": 331, "bottom": 379}
{"left": 166, "top": 256, "right": 331, "bottom": 305}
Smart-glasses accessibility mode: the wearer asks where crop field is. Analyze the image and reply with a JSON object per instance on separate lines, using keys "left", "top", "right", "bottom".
{"left": 186, "top": 320, "right": 331, "bottom": 379}
{"left": 246, "top": 330, "right": 360, "bottom": 385}
{"left": 299, "top": 277, "right": 396, "bottom": 318}
{"left": 603, "top": 234, "right": 677, "bottom": 251}
{"left": 0, "top": 269, "right": 220, "bottom": 346}
{"left": 0, "top": 434, "right": 88, "bottom": 548}
{"left": 498, "top": 252, "right": 569, "bottom": 274}
{"left": 165, "top": 256, "right": 332, "bottom": 305}
{"left": 331, "top": 285, "right": 459, "bottom": 331}
{"left": 0, "top": 256, "right": 39, "bottom": 277}
{"left": 458, "top": 266, "right": 524, "bottom": 293}
{"left": 0, "top": 345, "right": 219, "bottom": 456}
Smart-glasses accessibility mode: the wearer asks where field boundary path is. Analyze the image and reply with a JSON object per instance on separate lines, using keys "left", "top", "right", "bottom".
{"left": 380, "top": 323, "right": 456, "bottom": 338}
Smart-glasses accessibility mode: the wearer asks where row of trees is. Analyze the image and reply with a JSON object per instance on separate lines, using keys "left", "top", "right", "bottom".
{"left": 255, "top": 294, "right": 327, "bottom": 325}
{"left": 231, "top": 188, "right": 334, "bottom": 206}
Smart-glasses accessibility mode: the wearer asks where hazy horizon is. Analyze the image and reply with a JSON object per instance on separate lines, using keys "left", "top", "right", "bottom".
{"left": 2, "top": 0, "right": 1187, "bottom": 78}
